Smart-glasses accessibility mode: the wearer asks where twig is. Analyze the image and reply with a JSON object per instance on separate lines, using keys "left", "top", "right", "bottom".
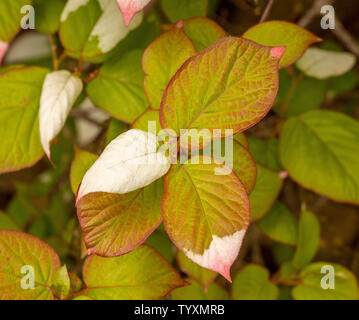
{"left": 49, "top": 34, "right": 59, "bottom": 70}
{"left": 298, "top": 0, "right": 334, "bottom": 28}
{"left": 332, "top": 18, "right": 359, "bottom": 58}
{"left": 260, "top": 0, "right": 274, "bottom": 23}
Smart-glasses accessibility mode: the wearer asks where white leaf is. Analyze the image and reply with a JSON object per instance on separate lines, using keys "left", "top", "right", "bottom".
{"left": 77, "top": 129, "right": 170, "bottom": 201}
{"left": 60, "top": 0, "right": 90, "bottom": 21}
{"left": 39, "top": 70, "right": 83, "bottom": 158}
{"left": 116, "top": 0, "right": 151, "bottom": 26}
{"left": 0, "top": 41, "right": 8, "bottom": 64}
{"left": 296, "top": 48, "right": 356, "bottom": 79}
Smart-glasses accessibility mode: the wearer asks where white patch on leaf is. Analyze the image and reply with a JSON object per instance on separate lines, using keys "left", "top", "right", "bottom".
{"left": 77, "top": 129, "right": 170, "bottom": 201}
{"left": 91, "top": 0, "right": 143, "bottom": 53}
{"left": 183, "top": 230, "right": 247, "bottom": 282}
{"left": 296, "top": 48, "right": 356, "bottom": 79}
{"left": 0, "top": 41, "right": 9, "bottom": 64}
{"left": 39, "top": 70, "right": 83, "bottom": 158}
{"left": 61, "top": 0, "right": 90, "bottom": 21}
{"left": 116, "top": 0, "right": 151, "bottom": 26}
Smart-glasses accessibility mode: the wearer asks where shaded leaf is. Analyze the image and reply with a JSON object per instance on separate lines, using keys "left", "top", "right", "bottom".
{"left": 51, "top": 265, "right": 70, "bottom": 300}
{"left": 161, "top": 0, "right": 208, "bottom": 23}
{"left": 33, "top": 0, "right": 66, "bottom": 34}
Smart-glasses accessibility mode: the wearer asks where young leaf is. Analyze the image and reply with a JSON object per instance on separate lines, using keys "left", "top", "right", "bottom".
{"left": 231, "top": 264, "right": 279, "bottom": 300}
{"left": 51, "top": 265, "right": 71, "bottom": 300}
{"left": 143, "top": 25, "right": 196, "bottom": 110}
{"left": 177, "top": 251, "right": 217, "bottom": 289}
{"left": 59, "top": 0, "right": 143, "bottom": 62}
{"left": 161, "top": 17, "right": 226, "bottom": 52}
{"left": 296, "top": 48, "right": 356, "bottom": 79}
{"left": 293, "top": 210, "right": 320, "bottom": 269}
{"left": 39, "top": 70, "right": 83, "bottom": 158}
{"left": 77, "top": 129, "right": 170, "bottom": 201}
{"left": 87, "top": 50, "right": 147, "bottom": 123}
{"left": 160, "top": 37, "right": 284, "bottom": 146}
{"left": 279, "top": 110, "right": 359, "bottom": 204}
{"left": 0, "top": 66, "right": 49, "bottom": 174}
{"left": 116, "top": 0, "right": 152, "bottom": 27}
{"left": 257, "top": 201, "right": 297, "bottom": 246}
{"left": 33, "top": 0, "right": 67, "bottom": 34}
{"left": 0, "top": 230, "right": 61, "bottom": 300}
{"left": 292, "top": 262, "right": 359, "bottom": 300}
{"left": 161, "top": 0, "right": 208, "bottom": 23}
{"left": 162, "top": 156, "right": 250, "bottom": 281}
{"left": 242, "top": 21, "right": 321, "bottom": 68}
{"left": 171, "top": 277, "right": 229, "bottom": 300}
{"left": 70, "top": 148, "right": 99, "bottom": 194}
{"left": 78, "top": 245, "right": 184, "bottom": 299}
{"left": 249, "top": 165, "right": 283, "bottom": 221}
{"left": 77, "top": 179, "right": 163, "bottom": 256}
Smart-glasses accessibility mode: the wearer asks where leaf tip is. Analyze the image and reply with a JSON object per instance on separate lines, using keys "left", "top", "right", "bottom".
{"left": 270, "top": 46, "right": 286, "bottom": 59}
{"left": 0, "top": 41, "right": 8, "bottom": 64}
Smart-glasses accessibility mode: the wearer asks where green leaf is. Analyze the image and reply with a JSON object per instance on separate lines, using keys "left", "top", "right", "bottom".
{"left": 177, "top": 251, "right": 217, "bottom": 289}
{"left": 143, "top": 26, "right": 196, "bottom": 110}
{"left": 51, "top": 265, "right": 70, "bottom": 300}
{"left": 292, "top": 262, "right": 359, "bottom": 300}
{"left": 279, "top": 110, "right": 359, "bottom": 204}
{"left": 232, "top": 264, "right": 279, "bottom": 300}
{"left": 162, "top": 156, "right": 250, "bottom": 280}
{"left": 79, "top": 245, "right": 184, "bottom": 299}
{"left": 293, "top": 210, "right": 320, "bottom": 269}
{"left": 161, "top": 17, "right": 226, "bottom": 51}
{"left": 87, "top": 50, "right": 147, "bottom": 123}
{"left": 77, "top": 179, "right": 163, "bottom": 257}
{"left": 296, "top": 48, "right": 356, "bottom": 79}
{"left": 161, "top": 0, "right": 208, "bottom": 23}
{"left": 276, "top": 70, "right": 326, "bottom": 117}
{"left": 0, "top": 0, "right": 31, "bottom": 42}
{"left": 146, "top": 230, "right": 175, "bottom": 263}
{"left": 0, "top": 66, "right": 49, "bottom": 174}
{"left": 257, "top": 201, "right": 297, "bottom": 245}
{"left": 249, "top": 164, "right": 283, "bottom": 221}
{"left": 160, "top": 37, "right": 283, "bottom": 146}
{"left": 0, "top": 211, "right": 21, "bottom": 230}
{"left": 59, "top": 0, "right": 143, "bottom": 62}
{"left": 243, "top": 21, "right": 321, "bottom": 68}
{"left": 33, "top": 0, "right": 66, "bottom": 34}
{"left": 69, "top": 272, "right": 83, "bottom": 294}
{"left": 328, "top": 69, "right": 358, "bottom": 96}
{"left": 171, "top": 277, "right": 229, "bottom": 300}
{"left": 132, "top": 108, "right": 162, "bottom": 134}
{"left": 248, "top": 136, "right": 282, "bottom": 171}
{"left": 70, "top": 148, "right": 98, "bottom": 194}
{"left": 0, "top": 230, "right": 61, "bottom": 300}
{"left": 105, "top": 118, "right": 128, "bottom": 146}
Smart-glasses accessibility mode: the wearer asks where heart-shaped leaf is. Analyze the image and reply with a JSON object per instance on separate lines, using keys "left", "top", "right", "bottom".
{"left": 0, "top": 66, "right": 49, "bottom": 174}
{"left": 296, "top": 48, "right": 356, "bottom": 79}
{"left": 40, "top": 70, "right": 83, "bottom": 158}
{"left": 87, "top": 50, "right": 147, "bottom": 123}
{"left": 0, "top": 230, "right": 61, "bottom": 300}
{"left": 160, "top": 37, "right": 284, "bottom": 146}
{"left": 143, "top": 25, "right": 196, "bottom": 110}
{"left": 162, "top": 156, "right": 250, "bottom": 281}
{"left": 77, "top": 179, "right": 163, "bottom": 256}
{"left": 279, "top": 110, "right": 359, "bottom": 205}
{"left": 77, "top": 245, "right": 184, "bottom": 299}
{"left": 59, "top": 0, "right": 143, "bottom": 62}
{"left": 77, "top": 129, "right": 170, "bottom": 201}
{"left": 243, "top": 21, "right": 321, "bottom": 68}
{"left": 116, "top": 0, "right": 152, "bottom": 26}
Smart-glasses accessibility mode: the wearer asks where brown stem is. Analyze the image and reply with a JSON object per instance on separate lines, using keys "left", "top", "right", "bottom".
{"left": 331, "top": 18, "right": 359, "bottom": 58}
{"left": 260, "top": 0, "right": 274, "bottom": 23}
{"left": 298, "top": 0, "right": 334, "bottom": 28}
{"left": 49, "top": 35, "right": 59, "bottom": 70}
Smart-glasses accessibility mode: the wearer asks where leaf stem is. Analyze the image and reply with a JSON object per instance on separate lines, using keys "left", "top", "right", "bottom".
{"left": 260, "top": 0, "right": 274, "bottom": 23}
{"left": 49, "top": 34, "right": 59, "bottom": 70}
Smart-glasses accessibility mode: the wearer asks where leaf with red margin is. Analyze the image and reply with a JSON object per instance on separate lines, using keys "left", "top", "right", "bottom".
{"left": 77, "top": 179, "right": 163, "bottom": 257}
{"left": 161, "top": 17, "right": 227, "bottom": 51}
{"left": 143, "top": 25, "right": 196, "bottom": 110}
{"left": 77, "top": 244, "right": 184, "bottom": 300}
{"left": 242, "top": 21, "right": 321, "bottom": 68}
{"left": 0, "top": 230, "right": 61, "bottom": 300}
{"left": 162, "top": 156, "right": 250, "bottom": 281}
{"left": 116, "top": 0, "right": 152, "bottom": 27}
{"left": 160, "top": 37, "right": 284, "bottom": 147}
